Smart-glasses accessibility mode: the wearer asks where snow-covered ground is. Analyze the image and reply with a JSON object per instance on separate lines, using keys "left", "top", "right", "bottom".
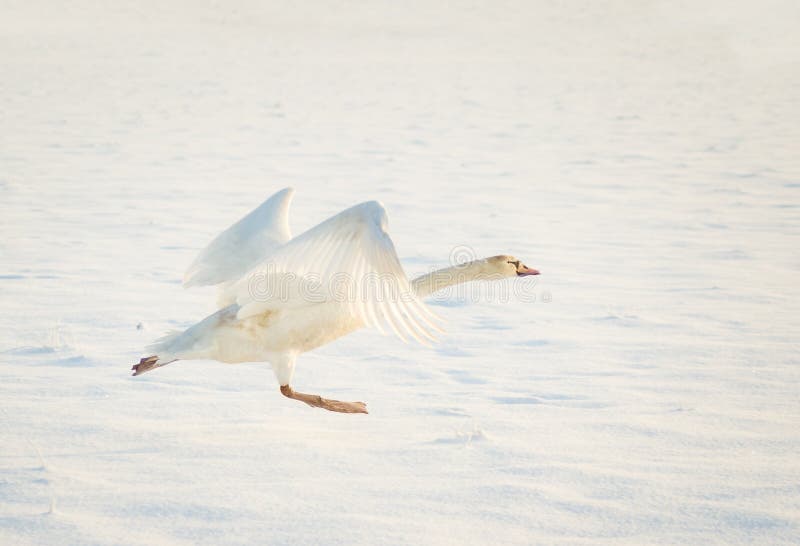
{"left": 2, "top": 1, "right": 799, "bottom": 544}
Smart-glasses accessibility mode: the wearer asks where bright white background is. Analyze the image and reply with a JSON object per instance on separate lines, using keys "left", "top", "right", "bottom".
{"left": 1, "top": 1, "right": 798, "bottom": 544}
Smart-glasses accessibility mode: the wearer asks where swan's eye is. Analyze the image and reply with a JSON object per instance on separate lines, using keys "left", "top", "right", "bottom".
{"left": 507, "top": 260, "right": 520, "bottom": 269}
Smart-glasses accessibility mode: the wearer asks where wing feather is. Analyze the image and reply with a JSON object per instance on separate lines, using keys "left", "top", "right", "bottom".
{"left": 183, "top": 187, "right": 294, "bottom": 289}
{"left": 234, "top": 200, "right": 440, "bottom": 344}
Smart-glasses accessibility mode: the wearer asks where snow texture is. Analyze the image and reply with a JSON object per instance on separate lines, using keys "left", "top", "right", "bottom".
{"left": 1, "top": 1, "right": 799, "bottom": 544}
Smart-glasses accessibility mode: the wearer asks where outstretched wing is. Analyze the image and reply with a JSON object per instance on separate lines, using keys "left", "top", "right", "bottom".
{"left": 183, "top": 187, "right": 295, "bottom": 289}
{"left": 234, "top": 200, "right": 442, "bottom": 344}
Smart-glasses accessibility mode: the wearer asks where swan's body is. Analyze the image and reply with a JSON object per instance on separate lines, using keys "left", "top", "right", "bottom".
{"left": 133, "top": 188, "right": 539, "bottom": 413}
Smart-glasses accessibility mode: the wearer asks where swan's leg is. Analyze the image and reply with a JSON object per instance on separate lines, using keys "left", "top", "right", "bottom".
{"left": 280, "top": 385, "right": 368, "bottom": 414}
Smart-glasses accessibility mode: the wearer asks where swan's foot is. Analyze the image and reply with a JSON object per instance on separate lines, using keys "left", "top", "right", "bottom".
{"left": 280, "top": 385, "right": 368, "bottom": 414}
{"left": 131, "top": 356, "right": 178, "bottom": 376}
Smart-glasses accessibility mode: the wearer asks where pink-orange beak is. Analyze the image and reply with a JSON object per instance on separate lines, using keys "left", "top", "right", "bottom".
{"left": 517, "top": 265, "right": 540, "bottom": 276}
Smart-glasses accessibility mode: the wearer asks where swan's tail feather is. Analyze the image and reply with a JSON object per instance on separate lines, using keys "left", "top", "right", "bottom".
{"left": 131, "top": 355, "right": 176, "bottom": 376}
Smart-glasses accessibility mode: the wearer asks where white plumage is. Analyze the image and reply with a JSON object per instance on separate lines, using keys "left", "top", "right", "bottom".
{"left": 183, "top": 186, "right": 295, "bottom": 307}
{"left": 134, "top": 188, "right": 538, "bottom": 414}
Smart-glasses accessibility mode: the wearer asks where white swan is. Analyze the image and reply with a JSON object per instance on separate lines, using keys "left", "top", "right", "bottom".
{"left": 132, "top": 188, "right": 540, "bottom": 413}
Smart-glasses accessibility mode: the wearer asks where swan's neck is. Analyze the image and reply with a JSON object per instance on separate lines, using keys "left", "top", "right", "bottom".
{"left": 411, "top": 259, "right": 502, "bottom": 299}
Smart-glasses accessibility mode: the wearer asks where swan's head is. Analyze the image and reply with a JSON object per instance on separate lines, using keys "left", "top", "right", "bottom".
{"left": 486, "top": 255, "right": 540, "bottom": 277}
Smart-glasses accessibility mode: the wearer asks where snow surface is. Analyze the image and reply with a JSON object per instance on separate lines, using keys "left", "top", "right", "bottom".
{"left": 2, "top": 1, "right": 799, "bottom": 544}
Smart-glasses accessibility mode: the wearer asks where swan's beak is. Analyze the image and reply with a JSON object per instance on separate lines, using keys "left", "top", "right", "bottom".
{"left": 517, "top": 265, "right": 540, "bottom": 276}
